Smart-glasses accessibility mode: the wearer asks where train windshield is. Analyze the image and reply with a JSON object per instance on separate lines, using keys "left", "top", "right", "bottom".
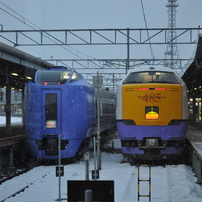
{"left": 123, "top": 71, "right": 181, "bottom": 84}
{"left": 36, "top": 70, "right": 81, "bottom": 85}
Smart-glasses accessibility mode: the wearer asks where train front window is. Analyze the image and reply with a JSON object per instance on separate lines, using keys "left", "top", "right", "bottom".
{"left": 37, "top": 70, "right": 81, "bottom": 85}
{"left": 45, "top": 94, "right": 57, "bottom": 128}
{"left": 123, "top": 71, "right": 180, "bottom": 84}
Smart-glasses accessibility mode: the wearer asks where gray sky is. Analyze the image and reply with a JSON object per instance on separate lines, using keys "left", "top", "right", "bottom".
{"left": 0, "top": 0, "right": 202, "bottom": 72}
{"left": 1, "top": 0, "right": 202, "bottom": 29}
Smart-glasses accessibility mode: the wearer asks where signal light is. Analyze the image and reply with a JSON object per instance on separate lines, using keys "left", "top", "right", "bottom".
{"left": 138, "top": 88, "right": 149, "bottom": 90}
{"left": 155, "top": 88, "right": 166, "bottom": 90}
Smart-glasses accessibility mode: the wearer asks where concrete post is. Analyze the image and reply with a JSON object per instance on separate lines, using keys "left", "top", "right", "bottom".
{"left": 85, "top": 190, "right": 92, "bottom": 202}
{"left": 85, "top": 160, "right": 89, "bottom": 181}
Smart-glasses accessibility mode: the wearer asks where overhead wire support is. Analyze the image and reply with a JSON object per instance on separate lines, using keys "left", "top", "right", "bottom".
{"left": 0, "top": 1, "right": 115, "bottom": 92}
{"left": 1, "top": 0, "right": 202, "bottom": 92}
{"left": 1, "top": 28, "right": 201, "bottom": 47}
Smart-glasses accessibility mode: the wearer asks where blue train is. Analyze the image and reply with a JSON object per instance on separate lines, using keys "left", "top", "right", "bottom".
{"left": 24, "top": 67, "right": 116, "bottom": 160}
{"left": 116, "top": 66, "right": 188, "bottom": 160}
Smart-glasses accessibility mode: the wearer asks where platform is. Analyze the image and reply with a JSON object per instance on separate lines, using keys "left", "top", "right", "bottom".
{"left": 0, "top": 132, "right": 25, "bottom": 170}
{"left": 186, "top": 127, "right": 202, "bottom": 159}
{"left": 0, "top": 124, "right": 24, "bottom": 138}
{"left": 0, "top": 134, "right": 25, "bottom": 148}
{"left": 186, "top": 126, "right": 202, "bottom": 183}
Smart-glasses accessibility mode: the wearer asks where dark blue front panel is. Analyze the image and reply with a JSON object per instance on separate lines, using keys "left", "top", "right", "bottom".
{"left": 24, "top": 80, "right": 95, "bottom": 159}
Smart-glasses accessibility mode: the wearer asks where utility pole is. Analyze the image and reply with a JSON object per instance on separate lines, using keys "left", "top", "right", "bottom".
{"left": 126, "top": 28, "right": 130, "bottom": 74}
{"left": 93, "top": 73, "right": 103, "bottom": 171}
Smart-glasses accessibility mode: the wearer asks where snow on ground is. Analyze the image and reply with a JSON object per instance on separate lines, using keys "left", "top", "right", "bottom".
{"left": 0, "top": 152, "right": 202, "bottom": 202}
{"left": 0, "top": 120, "right": 202, "bottom": 201}
{"left": 0, "top": 116, "right": 22, "bottom": 126}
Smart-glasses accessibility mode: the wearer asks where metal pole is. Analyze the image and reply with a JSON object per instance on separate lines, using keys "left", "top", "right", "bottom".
{"left": 6, "top": 68, "right": 11, "bottom": 135}
{"left": 85, "top": 160, "right": 89, "bottom": 181}
{"left": 97, "top": 90, "right": 101, "bottom": 170}
{"left": 113, "top": 73, "right": 115, "bottom": 92}
{"left": 22, "top": 88, "right": 25, "bottom": 125}
{"left": 93, "top": 136, "right": 97, "bottom": 180}
{"left": 126, "top": 28, "right": 130, "bottom": 74}
{"left": 9, "top": 147, "right": 14, "bottom": 167}
{"left": 84, "top": 151, "right": 90, "bottom": 181}
{"left": 200, "top": 90, "right": 202, "bottom": 129}
{"left": 193, "top": 93, "right": 196, "bottom": 126}
{"left": 58, "top": 134, "right": 61, "bottom": 202}
{"left": 0, "top": 150, "right": 2, "bottom": 170}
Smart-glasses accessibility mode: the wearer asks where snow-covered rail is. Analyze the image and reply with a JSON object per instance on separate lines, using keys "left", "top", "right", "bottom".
{"left": 0, "top": 153, "right": 202, "bottom": 202}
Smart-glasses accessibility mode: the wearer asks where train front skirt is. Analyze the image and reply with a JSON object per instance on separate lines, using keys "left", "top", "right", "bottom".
{"left": 117, "top": 121, "right": 187, "bottom": 155}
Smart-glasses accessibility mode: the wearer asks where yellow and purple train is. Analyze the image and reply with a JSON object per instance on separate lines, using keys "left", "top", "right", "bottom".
{"left": 116, "top": 66, "right": 188, "bottom": 160}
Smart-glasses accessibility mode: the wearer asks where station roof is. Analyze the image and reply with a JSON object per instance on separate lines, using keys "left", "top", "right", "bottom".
{"left": 182, "top": 33, "right": 202, "bottom": 92}
{"left": 0, "top": 42, "right": 53, "bottom": 89}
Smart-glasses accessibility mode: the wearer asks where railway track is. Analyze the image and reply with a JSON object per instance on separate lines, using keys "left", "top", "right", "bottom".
{"left": 1, "top": 184, "right": 30, "bottom": 202}
{"left": 0, "top": 156, "right": 40, "bottom": 185}
{"left": 0, "top": 152, "right": 202, "bottom": 201}
{"left": 0, "top": 173, "right": 47, "bottom": 202}
{"left": 0, "top": 167, "right": 27, "bottom": 185}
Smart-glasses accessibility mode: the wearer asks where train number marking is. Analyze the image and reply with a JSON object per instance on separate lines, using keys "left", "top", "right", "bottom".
{"left": 138, "top": 93, "right": 163, "bottom": 103}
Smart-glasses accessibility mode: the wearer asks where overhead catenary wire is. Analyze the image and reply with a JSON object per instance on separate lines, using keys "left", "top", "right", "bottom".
{"left": 140, "top": 0, "right": 155, "bottom": 62}
{"left": 0, "top": 1, "right": 102, "bottom": 69}
{"left": 0, "top": 1, "right": 159, "bottom": 90}
{"left": 0, "top": 1, "right": 122, "bottom": 89}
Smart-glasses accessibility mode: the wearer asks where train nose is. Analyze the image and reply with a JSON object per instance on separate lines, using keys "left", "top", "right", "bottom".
{"left": 45, "top": 138, "right": 58, "bottom": 155}
{"left": 36, "top": 138, "right": 68, "bottom": 155}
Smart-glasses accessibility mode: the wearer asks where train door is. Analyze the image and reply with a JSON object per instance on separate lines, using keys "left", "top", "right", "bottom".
{"left": 41, "top": 89, "right": 62, "bottom": 134}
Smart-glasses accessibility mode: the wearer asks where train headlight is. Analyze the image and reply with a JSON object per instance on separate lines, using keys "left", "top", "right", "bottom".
{"left": 46, "top": 120, "right": 57, "bottom": 128}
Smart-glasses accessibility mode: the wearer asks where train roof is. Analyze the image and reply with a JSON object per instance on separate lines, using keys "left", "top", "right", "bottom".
{"left": 127, "top": 66, "right": 176, "bottom": 73}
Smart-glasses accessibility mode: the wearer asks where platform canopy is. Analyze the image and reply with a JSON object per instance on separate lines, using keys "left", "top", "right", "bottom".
{"left": 0, "top": 42, "right": 53, "bottom": 89}
{"left": 182, "top": 33, "right": 202, "bottom": 94}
